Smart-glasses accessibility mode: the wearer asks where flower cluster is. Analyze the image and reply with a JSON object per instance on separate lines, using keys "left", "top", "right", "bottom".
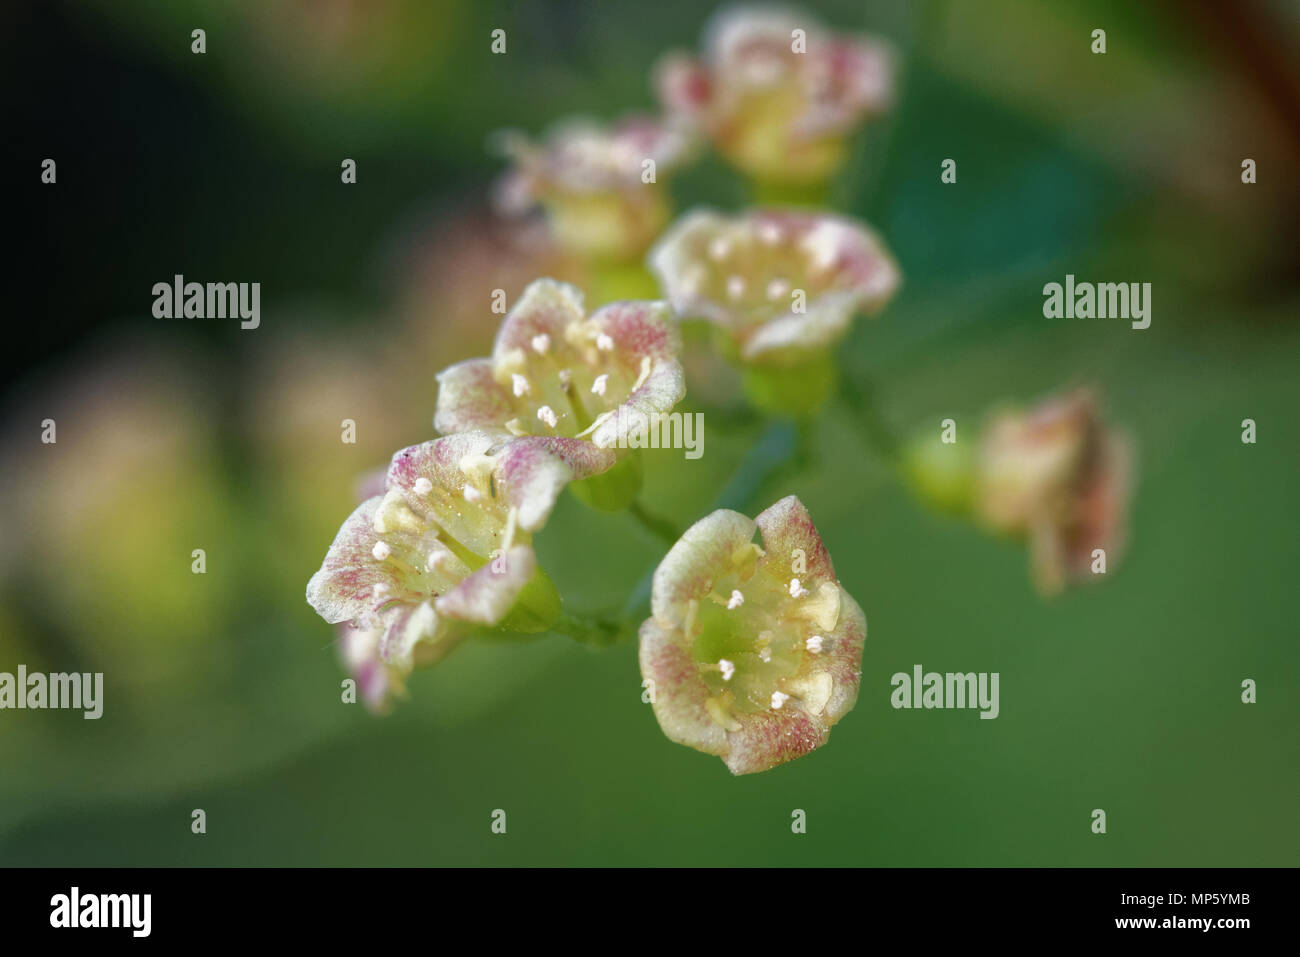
{"left": 308, "top": 4, "right": 1136, "bottom": 775}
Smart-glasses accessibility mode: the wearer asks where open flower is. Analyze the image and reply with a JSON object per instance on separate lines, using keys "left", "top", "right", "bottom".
{"left": 494, "top": 115, "right": 694, "bottom": 263}
{"left": 307, "top": 431, "right": 612, "bottom": 683}
{"left": 656, "top": 5, "right": 894, "bottom": 186}
{"left": 639, "top": 495, "right": 865, "bottom": 774}
{"left": 651, "top": 208, "right": 900, "bottom": 364}
{"left": 974, "top": 389, "right": 1133, "bottom": 595}
{"left": 436, "top": 278, "right": 685, "bottom": 456}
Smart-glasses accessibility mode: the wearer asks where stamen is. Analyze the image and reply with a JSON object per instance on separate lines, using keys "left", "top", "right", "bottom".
{"left": 805, "top": 635, "right": 824, "bottom": 654}
{"left": 596, "top": 333, "right": 615, "bottom": 352}
{"left": 719, "top": 659, "right": 736, "bottom": 681}
{"left": 511, "top": 373, "right": 531, "bottom": 397}
{"left": 463, "top": 485, "right": 483, "bottom": 503}
{"left": 537, "top": 405, "right": 558, "bottom": 429}
{"left": 766, "top": 278, "right": 789, "bottom": 301}
{"left": 789, "top": 578, "right": 809, "bottom": 598}
{"left": 708, "top": 236, "right": 731, "bottom": 261}
{"left": 531, "top": 333, "right": 551, "bottom": 354}
{"left": 372, "top": 541, "right": 391, "bottom": 561}
{"left": 413, "top": 477, "right": 433, "bottom": 495}
{"left": 591, "top": 374, "right": 609, "bottom": 396}
{"left": 770, "top": 691, "right": 790, "bottom": 709}
{"left": 727, "top": 589, "right": 744, "bottom": 610}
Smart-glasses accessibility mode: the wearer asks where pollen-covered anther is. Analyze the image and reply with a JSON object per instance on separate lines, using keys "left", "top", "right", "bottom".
{"left": 719, "top": 659, "right": 736, "bottom": 681}
{"left": 727, "top": 589, "right": 745, "bottom": 610}
{"left": 591, "top": 374, "right": 609, "bottom": 396}
{"left": 789, "top": 578, "right": 809, "bottom": 598}
{"left": 463, "top": 485, "right": 483, "bottom": 503}
{"left": 511, "top": 373, "right": 531, "bottom": 397}
{"left": 530, "top": 333, "right": 551, "bottom": 355}
{"left": 805, "top": 634, "right": 824, "bottom": 653}
{"left": 413, "top": 477, "right": 433, "bottom": 495}
{"left": 537, "top": 405, "right": 559, "bottom": 429}
{"left": 372, "top": 541, "right": 392, "bottom": 561}
{"left": 770, "top": 691, "right": 790, "bottom": 710}
{"left": 596, "top": 333, "right": 615, "bottom": 352}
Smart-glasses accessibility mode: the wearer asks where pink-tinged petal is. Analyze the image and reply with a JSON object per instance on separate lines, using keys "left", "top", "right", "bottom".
{"left": 495, "top": 278, "right": 587, "bottom": 357}
{"left": 385, "top": 431, "right": 499, "bottom": 498}
{"left": 650, "top": 508, "right": 758, "bottom": 625}
{"left": 722, "top": 707, "right": 831, "bottom": 776}
{"left": 639, "top": 616, "right": 729, "bottom": 759}
{"left": 754, "top": 494, "right": 837, "bottom": 584}
{"left": 377, "top": 600, "right": 441, "bottom": 667}
{"left": 654, "top": 53, "right": 713, "bottom": 119}
{"left": 338, "top": 624, "right": 406, "bottom": 713}
{"left": 494, "top": 436, "right": 617, "bottom": 531}
{"left": 589, "top": 359, "right": 688, "bottom": 449}
{"left": 306, "top": 497, "right": 398, "bottom": 626}
{"left": 435, "top": 358, "right": 515, "bottom": 434}
{"left": 435, "top": 544, "right": 536, "bottom": 625}
{"left": 590, "top": 299, "right": 683, "bottom": 361}
{"left": 818, "top": 588, "right": 866, "bottom": 723}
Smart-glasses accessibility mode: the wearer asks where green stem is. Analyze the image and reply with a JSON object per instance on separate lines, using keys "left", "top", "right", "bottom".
{"left": 552, "top": 610, "right": 624, "bottom": 647}
{"left": 627, "top": 500, "right": 681, "bottom": 546}
{"left": 838, "top": 363, "right": 903, "bottom": 466}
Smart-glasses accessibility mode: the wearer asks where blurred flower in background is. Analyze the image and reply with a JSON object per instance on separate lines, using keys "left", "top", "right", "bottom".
{"left": 656, "top": 4, "right": 894, "bottom": 191}
{"left": 974, "top": 389, "right": 1133, "bottom": 597}
{"left": 493, "top": 116, "right": 695, "bottom": 266}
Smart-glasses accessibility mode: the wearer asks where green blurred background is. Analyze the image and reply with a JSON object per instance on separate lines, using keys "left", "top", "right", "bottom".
{"left": 3, "top": 0, "right": 1298, "bottom": 865}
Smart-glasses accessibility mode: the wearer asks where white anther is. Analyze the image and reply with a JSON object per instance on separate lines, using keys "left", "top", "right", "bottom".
{"left": 464, "top": 485, "right": 483, "bottom": 503}
{"left": 766, "top": 278, "right": 789, "bottom": 301}
{"left": 591, "top": 374, "right": 609, "bottom": 396}
{"left": 596, "top": 333, "right": 615, "bottom": 351}
{"left": 726, "top": 275, "right": 746, "bottom": 301}
{"left": 806, "top": 635, "right": 824, "bottom": 654}
{"left": 727, "top": 589, "right": 744, "bottom": 610}
{"left": 531, "top": 333, "right": 551, "bottom": 354}
{"left": 511, "top": 373, "right": 531, "bottom": 397}
{"left": 719, "top": 659, "right": 736, "bottom": 681}
{"left": 413, "top": 477, "right": 433, "bottom": 495}
{"left": 708, "top": 236, "right": 732, "bottom": 261}
{"left": 789, "top": 578, "right": 809, "bottom": 598}
{"left": 372, "top": 541, "right": 391, "bottom": 561}
{"left": 537, "top": 405, "right": 558, "bottom": 428}
{"left": 771, "top": 691, "right": 790, "bottom": 709}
